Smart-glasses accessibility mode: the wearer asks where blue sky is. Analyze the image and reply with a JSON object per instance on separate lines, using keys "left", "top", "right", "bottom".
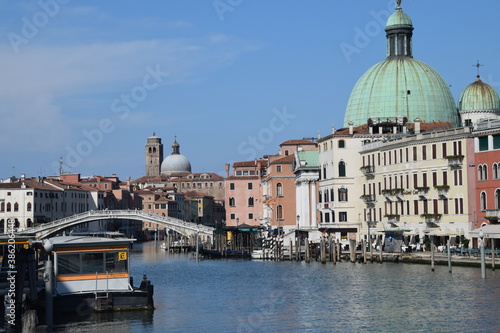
{"left": 1, "top": 0, "right": 499, "bottom": 181}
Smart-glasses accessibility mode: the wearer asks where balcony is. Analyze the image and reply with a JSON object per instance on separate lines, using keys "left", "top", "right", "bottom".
{"left": 445, "top": 155, "right": 464, "bottom": 168}
{"left": 434, "top": 185, "right": 450, "bottom": 197}
{"left": 416, "top": 186, "right": 429, "bottom": 198}
{"left": 360, "top": 194, "right": 376, "bottom": 206}
{"left": 420, "top": 213, "right": 442, "bottom": 223}
{"left": 360, "top": 165, "right": 375, "bottom": 177}
{"left": 384, "top": 214, "right": 400, "bottom": 224}
{"left": 484, "top": 209, "right": 500, "bottom": 221}
{"left": 381, "top": 189, "right": 393, "bottom": 201}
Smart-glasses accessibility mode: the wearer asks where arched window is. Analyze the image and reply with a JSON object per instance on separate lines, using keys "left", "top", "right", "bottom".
{"left": 0, "top": 219, "right": 4, "bottom": 233}
{"left": 318, "top": 190, "right": 322, "bottom": 203}
{"left": 478, "top": 165, "right": 482, "bottom": 180}
{"left": 493, "top": 163, "right": 499, "bottom": 180}
{"left": 6, "top": 203, "right": 11, "bottom": 212}
{"left": 338, "top": 188, "right": 348, "bottom": 202}
{"left": 0, "top": 202, "right": 4, "bottom": 212}
{"left": 26, "top": 219, "right": 32, "bottom": 228}
{"left": 27, "top": 203, "right": 32, "bottom": 212}
{"left": 496, "top": 189, "right": 500, "bottom": 209}
{"left": 484, "top": 165, "right": 488, "bottom": 181}
{"left": 229, "top": 197, "right": 235, "bottom": 207}
{"left": 324, "top": 191, "right": 329, "bottom": 203}
{"left": 338, "top": 140, "right": 345, "bottom": 148}
{"left": 248, "top": 197, "right": 254, "bottom": 207}
{"left": 480, "top": 192, "right": 487, "bottom": 211}
{"left": 277, "top": 205, "right": 284, "bottom": 220}
{"left": 339, "top": 161, "right": 346, "bottom": 177}
{"left": 14, "top": 203, "right": 19, "bottom": 212}
{"left": 153, "top": 147, "right": 156, "bottom": 153}
{"left": 277, "top": 183, "right": 283, "bottom": 197}
{"left": 330, "top": 188, "right": 334, "bottom": 202}
{"left": 148, "top": 147, "right": 152, "bottom": 153}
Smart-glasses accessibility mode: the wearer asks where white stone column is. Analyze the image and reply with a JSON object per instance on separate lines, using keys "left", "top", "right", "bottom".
{"left": 311, "top": 180, "right": 317, "bottom": 228}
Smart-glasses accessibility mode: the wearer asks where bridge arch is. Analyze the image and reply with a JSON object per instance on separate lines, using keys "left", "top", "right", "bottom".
{"left": 17, "top": 210, "right": 215, "bottom": 241}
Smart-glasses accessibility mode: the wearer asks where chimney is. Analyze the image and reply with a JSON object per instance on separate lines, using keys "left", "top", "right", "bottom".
{"left": 369, "top": 126, "right": 373, "bottom": 134}
{"left": 414, "top": 118, "right": 421, "bottom": 134}
{"left": 331, "top": 124, "right": 336, "bottom": 135}
{"left": 348, "top": 121, "right": 354, "bottom": 135}
{"left": 225, "top": 163, "right": 230, "bottom": 178}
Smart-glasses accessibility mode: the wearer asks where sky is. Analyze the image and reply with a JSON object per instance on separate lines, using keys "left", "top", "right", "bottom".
{"left": 1, "top": 0, "right": 500, "bottom": 181}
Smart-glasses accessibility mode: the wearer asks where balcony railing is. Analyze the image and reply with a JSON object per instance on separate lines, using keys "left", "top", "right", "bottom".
{"left": 434, "top": 185, "right": 450, "bottom": 197}
{"left": 484, "top": 209, "right": 500, "bottom": 221}
{"left": 420, "top": 213, "right": 442, "bottom": 223}
{"left": 360, "top": 165, "right": 375, "bottom": 177}
{"left": 384, "top": 214, "right": 400, "bottom": 223}
{"left": 416, "top": 186, "right": 429, "bottom": 198}
{"left": 360, "top": 194, "right": 376, "bottom": 205}
{"left": 445, "top": 155, "right": 464, "bottom": 168}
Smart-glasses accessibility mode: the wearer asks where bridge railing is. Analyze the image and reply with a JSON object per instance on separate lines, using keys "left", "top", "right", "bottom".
{"left": 19, "top": 209, "right": 214, "bottom": 235}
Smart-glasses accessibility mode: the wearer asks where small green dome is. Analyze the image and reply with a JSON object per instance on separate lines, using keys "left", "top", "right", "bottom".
{"left": 344, "top": 58, "right": 458, "bottom": 126}
{"left": 458, "top": 76, "right": 500, "bottom": 111}
{"left": 387, "top": 9, "right": 412, "bottom": 28}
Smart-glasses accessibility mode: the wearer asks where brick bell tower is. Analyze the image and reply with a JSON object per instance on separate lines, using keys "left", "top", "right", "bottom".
{"left": 145, "top": 133, "right": 163, "bottom": 176}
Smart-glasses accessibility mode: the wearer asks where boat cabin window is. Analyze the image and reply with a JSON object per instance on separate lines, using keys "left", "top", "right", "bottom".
{"left": 57, "top": 251, "right": 128, "bottom": 276}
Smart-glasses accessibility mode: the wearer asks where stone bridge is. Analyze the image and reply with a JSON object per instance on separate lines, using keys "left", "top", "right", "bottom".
{"left": 17, "top": 210, "right": 215, "bottom": 241}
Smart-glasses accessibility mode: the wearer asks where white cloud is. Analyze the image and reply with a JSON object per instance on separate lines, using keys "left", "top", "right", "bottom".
{"left": 0, "top": 35, "right": 261, "bottom": 154}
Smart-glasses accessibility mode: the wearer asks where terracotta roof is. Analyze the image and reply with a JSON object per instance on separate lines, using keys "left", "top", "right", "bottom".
{"left": 269, "top": 155, "right": 294, "bottom": 164}
{"left": 233, "top": 160, "right": 268, "bottom": 167}
{"left": 280, "top": 139, "right": 317, "bottom": 146}
{"left": 183, "top": 190, "right": 212, "bottom": 198}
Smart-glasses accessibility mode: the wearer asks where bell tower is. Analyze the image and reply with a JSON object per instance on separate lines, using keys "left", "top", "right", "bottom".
{"left": 145, "top": 133, "right": 163, "bottom": 177}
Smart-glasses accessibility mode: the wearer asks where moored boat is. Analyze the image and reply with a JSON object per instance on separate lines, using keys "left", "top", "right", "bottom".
{"left": 41, "top": 235, "right": 154, "bottom": 313}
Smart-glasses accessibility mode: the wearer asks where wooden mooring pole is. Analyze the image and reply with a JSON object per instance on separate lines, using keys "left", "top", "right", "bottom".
{"left": 349, "top": 239, "right": 356, "bottom": 263}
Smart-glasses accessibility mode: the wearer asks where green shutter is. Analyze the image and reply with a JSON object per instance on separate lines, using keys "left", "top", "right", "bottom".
{"left": 493, "top": 135, "right": 500, "bottom": 150}
{"left": 479, "top": 136, "right": 489, "bottom": 151}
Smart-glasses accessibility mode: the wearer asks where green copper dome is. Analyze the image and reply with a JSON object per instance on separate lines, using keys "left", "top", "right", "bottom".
{"left": 458, "top": 76, "right": 500, "bottom": 111}
{"left": 343, "top": 1, "right": 459, "bottom": 127}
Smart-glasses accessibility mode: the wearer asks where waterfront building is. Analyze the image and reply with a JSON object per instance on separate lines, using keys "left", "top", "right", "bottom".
{"left": 0, "top": 176, "right": 103, "bottom": 232}
{"left": 359, "top": 120, "right": 474, "bottom": 243}
{"left": 224, "top": 160, "right": 267, "bottom": 227}
{"left": 343, "top": 1, "right": 459, "bottom": 127}
{"left": 293, "top": 149, "right": 320, "bottom": 238}
{"left": 261, "top": 140, "right": 317, "bottom": 234}
{"left": 473, "top": 118, "right": 500, "bottom": 229}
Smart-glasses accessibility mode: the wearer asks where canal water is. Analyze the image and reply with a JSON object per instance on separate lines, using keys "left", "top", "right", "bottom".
{"left": 54, "top": 241, "right": 500, "bottom": 332}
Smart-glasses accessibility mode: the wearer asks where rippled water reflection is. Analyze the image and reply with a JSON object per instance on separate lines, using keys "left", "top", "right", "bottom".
{"left": 55, "top": 242, "right": 500, "bottom": 332}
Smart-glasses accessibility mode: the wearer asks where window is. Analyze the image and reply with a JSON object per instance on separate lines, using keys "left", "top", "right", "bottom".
{"left": 276, "top": 165, "right": 282, "bottom": 173}
{"left": 249, "top": 213, "right": 254, "bottom": 220}
{"left": 0, "top": 202, "right": 4, "bottom": 212}
{"left": 432, "top": 144, "right": 437, "bottom": 159}
{"left": 338, "top": 188, "right": 348, "bottom": 202}
{"left": 494, "top": 164, "right": 499, "bottom": 180}
{"left": 494, "top": 134, "right": 500, "bottom": 149}
{"left": 481, "top": 192, "right": 487, "bottom": 211}
{"left": 229, "top": 197, "right": 235, "bottom": 207}
{"left": 422, "top": 146, "right": 427, "bottom": 160}
{"left": 339, "top": 212, "right": 347, "bottom": 222}
{"left": 27, "top": 203, "right": 32, "bottom": 212}
{"left": 248, "top": 183, "right": 253, "bottom": 190}
{"left": 6, "top": 203, "right": 11, "bottom": 212}
{"left": 496, "top": 189, "right": 500, "bottom": 209}
{"left": 248, "top": 197, "right": 254, "bottom": 207}
{"left": 277, "top": 183, "right": 283, "bottom": 197}
{"left": 413, "top": 146, "right": 417, "bottom": 161}
{"left": 443, "top": 199, "right": 449, "bottom": 215}
{"left": 284, "top": 150, "right": 289, "bottom": 156}
{"left": 338, "top": 161, "right": 346, "bottom": 177}
{"left": 230, "top": 183, "right": 235, "bottom": 190}
{"left": 277, "top": 205, "right": 284, "bottom": 220}
{"left": 442, "top": 142, "right": 447, "bottom": 158}
{"left": 479, "top": 137, "right": 488, "bottom": 151}
{"left": 432, "top": 172, "right": 437, "bottom": 187}
{"left": 338, "top": 140, "right": 345, "bottom": 148}
{"left": 230, "top": 214, "right": 235, "bottom": 220}
{"left": 324, "top": 212, "right": 330, "bottom": 223}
